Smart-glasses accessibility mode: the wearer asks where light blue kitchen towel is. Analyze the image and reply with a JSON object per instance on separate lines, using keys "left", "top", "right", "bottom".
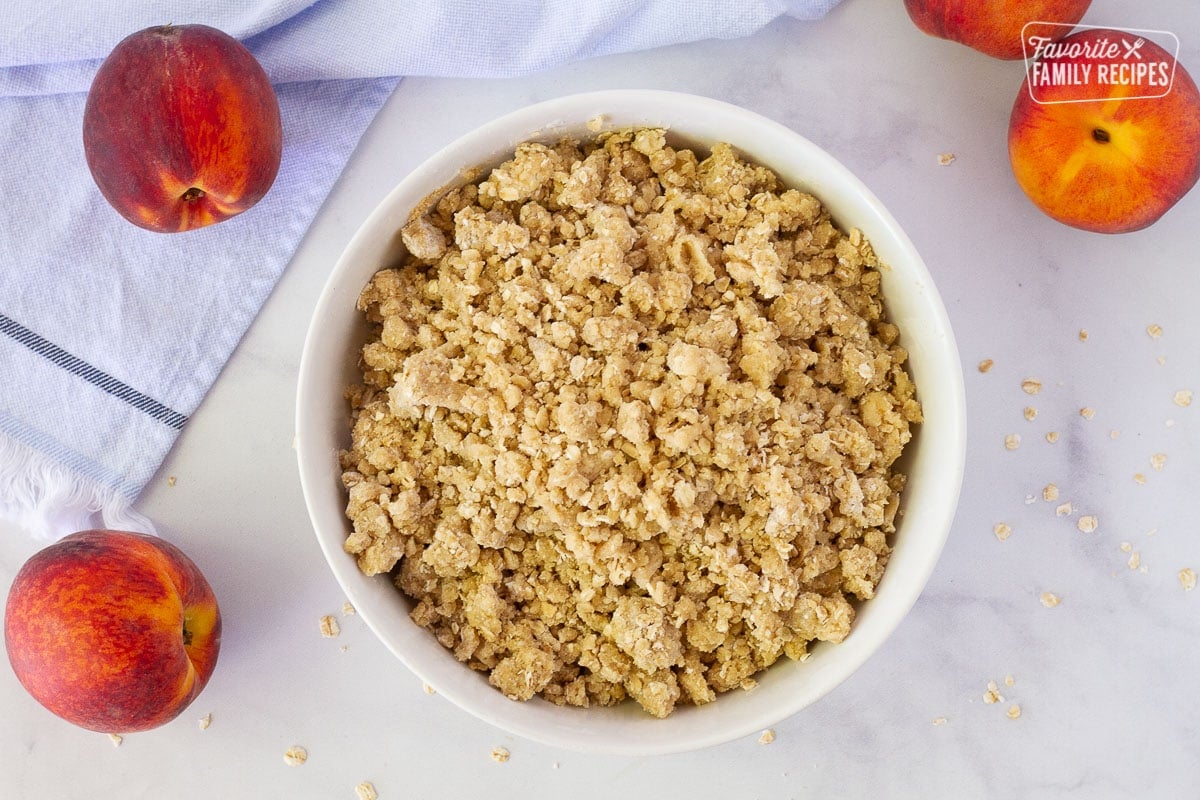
{"left": 0, "top": 0, "right": 841, "bottom": 538}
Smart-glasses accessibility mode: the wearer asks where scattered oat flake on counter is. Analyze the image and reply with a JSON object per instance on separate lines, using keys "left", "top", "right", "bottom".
{"left": 1022, "top": 379, "right": 1043, "bottom": 395}
{"left": 1127, "top": 551, "right": 1141, "bottom": 570}
{"left": 758, "top": 729, "right": 776, "bottom": 745}
{"left": 932, "top": 717, "right": 948, "bottom": 726}
{"left": 1110, "top": 430, "right": 1120, "bottom": 439}
{"left": 1147, "top": 324, "right": 1163, "bottom": 339}
{"left": 1156, "top": 356, "right": 1166, "bottom": 366}
{"left": 199, "top": 713, "right": 212, "bottom": 730}
{"left": 1005, "top": 434, "right": 1021, "bottom": 451}
{"left": 1077, "top": 515, "right": 1098, "bottom": 533}
{"left": 978, "top": 358, "right": 994, "bottom": 373}
{"left": 108, "top": 733, "right": 123, "bottom": 747}
{"left": 1004, "top": 675, "right": 1015, "bottom": 687}
{"left": 1078, "top": 329, "right": 1089, "bottom": 342}
{"left": 491, "top": 747, "right": 510, "bottom": 764}
{"left": 994, "top": 523, "right": 1013, "bottom": 542}
{"left": 1079, "top": 407, "right": 1095, "bottom": 420}
{"left": 1046, "top": 431, "right": 1060, "bottom": 443}
{"left": 422, "top": 683, "right": 436, "bottom": 695}
{"left": 1043, "top": 484, "right": 1059, "bottom": 502}
{"left": 1180, "top": 569, "right": 1197, "bottom": 591}
{"left": 1040, "top": 592, "right": 1061, "bottom": 608}
{"left": 937, "top": 152, "right": 956, "bottom": 165}
{"left": 1134, "top": 473, "right": 1147, "bottom": 485}
{"left": 1174, "top": 390, "right": 1193, "bottom": 408}
{"left": 342, "top": 602, "right": 356, "bottom": 615}
{"left": 1024, "top": 406, "right": 1037, "bottom": 421}
{"left": 283, "top": 746, "right": 308, "bottom": 766}
{"left": 1151, "top": 453, "right": 1168, "bottom": 472}
{"left": 1056, "top": 502, "right": 1073, "bottom": 517}
{"left": 319, "top": 615, "right": 341, "bottom": 638}
{"left": 167, "top": 475, "right": 176, "bottom": 487}
{"left": 355, "top": 781, "right": 379, "bottom": 800}
{"left": 1007, "top": 704, "right": 1022, "bottom": 720}
{"left": 983, "top": 682, "right": 1003, "bottom": 704}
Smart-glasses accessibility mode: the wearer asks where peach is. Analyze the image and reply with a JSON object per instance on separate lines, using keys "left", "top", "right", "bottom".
{"left": 82, "top": 24, "right": 282, "bottom": 233}
{"left": 4, "top": 530, "right": 221, "bottom": 733}
{"left": 1008, "top": 29, "right": 1200, "bottom": 233}
{"left": 903, "top": 0, "right": 1092, "bottom": 60}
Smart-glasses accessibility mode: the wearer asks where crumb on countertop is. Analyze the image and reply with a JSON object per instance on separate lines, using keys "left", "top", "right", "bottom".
{"left": 1180, "top": 569, "right": 1197, "bottom": 591}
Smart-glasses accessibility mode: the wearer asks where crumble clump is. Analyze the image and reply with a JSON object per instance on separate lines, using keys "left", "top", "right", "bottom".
{"left": 339, "top": 129, "right": 921, "bottom": 718}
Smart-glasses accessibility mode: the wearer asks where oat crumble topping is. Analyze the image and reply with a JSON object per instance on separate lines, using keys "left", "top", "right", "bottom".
{"left": 338, "top": 129, "right": 920, "bottom": 718}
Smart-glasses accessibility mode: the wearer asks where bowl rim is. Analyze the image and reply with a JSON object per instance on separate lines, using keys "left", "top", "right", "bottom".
{"left": 296, "top": 88, "right": 967, "bottom": 755}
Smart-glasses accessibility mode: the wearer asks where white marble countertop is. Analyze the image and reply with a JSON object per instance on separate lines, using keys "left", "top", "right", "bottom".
{"left": 4, "top": 0, "right": 1199, "bottom": 796}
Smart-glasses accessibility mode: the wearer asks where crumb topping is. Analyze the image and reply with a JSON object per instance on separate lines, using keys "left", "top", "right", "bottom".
{"left": 339, "top": 129, "right": 920, "bottom": 718}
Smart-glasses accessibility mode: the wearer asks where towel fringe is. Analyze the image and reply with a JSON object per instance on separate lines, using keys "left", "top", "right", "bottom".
{"left": 0, "top": 430, "right": 156, "bottom": 541}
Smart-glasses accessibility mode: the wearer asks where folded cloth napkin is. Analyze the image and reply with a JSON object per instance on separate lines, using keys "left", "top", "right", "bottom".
{"left": 0, "top": 0, "right": 841, "bottom": 539}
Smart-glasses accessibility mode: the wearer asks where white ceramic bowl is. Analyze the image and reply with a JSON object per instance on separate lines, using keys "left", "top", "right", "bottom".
{"left": 296, "top": 90, "right": 966, "bottom": 755}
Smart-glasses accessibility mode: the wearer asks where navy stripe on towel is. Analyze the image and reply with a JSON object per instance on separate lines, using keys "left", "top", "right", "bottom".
{"left": 0, "top": 313, "right": 187, "bottom": 430}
